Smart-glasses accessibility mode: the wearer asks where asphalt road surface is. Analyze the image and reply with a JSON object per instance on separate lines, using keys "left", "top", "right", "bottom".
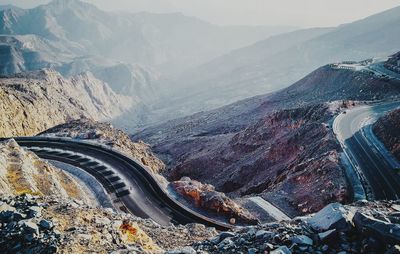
{"left": 4, "top": 137, "right": 232, "bottom": 230}
{"left": 334, "top": 101, "right": 400, "bottom": 200}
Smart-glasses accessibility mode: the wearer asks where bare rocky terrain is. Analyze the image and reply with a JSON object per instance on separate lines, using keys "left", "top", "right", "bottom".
{"left": 180, "top": 200, "right": 400, "bottom": 254}
{"left": 2, "top": 194, "right": 400, "bottom": 254}
{"left": 0, "top": 194, "right": 218, "bottom": 254}
{"left": 134, "top": 60, "right": 400, "bottom": 216}
{"left": 0, "top": 139, "right": 96, "bottom": 205}
{"left": 373, "top": 108, "right": 400, "bottom": 161}
{"left": 0, "top": 69, "right": 132, "bottom": 137}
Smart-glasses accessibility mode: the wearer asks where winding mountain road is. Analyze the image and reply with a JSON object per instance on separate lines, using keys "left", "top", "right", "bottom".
{"left": 333, "top": 101, "right": 400, "bottom": 200}
{"left": 2, "top": 137, "right": 232, "bottom": 230}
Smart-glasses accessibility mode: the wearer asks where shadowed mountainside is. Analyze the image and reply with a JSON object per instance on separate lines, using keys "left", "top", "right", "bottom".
{"left": 134, "top": 59, "right": 400, "bottom": 215}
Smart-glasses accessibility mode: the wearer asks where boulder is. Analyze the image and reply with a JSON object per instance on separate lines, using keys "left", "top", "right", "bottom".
{"left": 255, "top": 230, "right": 274, "bottom": 239}
{"left": 318, "top": 229, "right": 337, "bottom": 243}
{"left": 271, "top": 246, "right": 292, "bottom": 254}
{"left": 291, "top": 235, "right": 313, "bottom": 246}
{"left": 248, "top": 248, "right": 258, "bottom": 254}
{"left": 20, "top": 220, "right": 39, "bottom": 235}
{"left": 171, "top": 178, "right": 259, "bottom": 225}
{"left": 0, "top": 203, "right": 17, "bottom": 221}
{"left": 28, "top": 206, "right": 42, "bottom": 218}
{"left": 94, "top": 217, "right": 111, "bottom": 225}
{"left": 353, "top": 212, "right": 400, "bottom": 245}
{"left": 39, "top": 219, "right": 54, "bottom": 230}
{"left": 307, "top": 203, "right": 353, "bottom": 232}
{"left": 166, "top": 246, "right": 197, "bottom": 254}
{"left": 219, "top": 231, "right": 235, "bottom": 240}
{"left": 0, "top": 203, "right": 16, "bottom": 212}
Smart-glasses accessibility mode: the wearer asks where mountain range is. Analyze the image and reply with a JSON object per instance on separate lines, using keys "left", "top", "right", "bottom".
{"left": 151, "top": 5, "right": 400, "bottom": 124}
{"left": 0, "top": 0, "right": 293, "bottom": 75}
{"left": 0, "top": 0, "right": 296, "bottom": 129}
{"left": 134, "top": 55, "right": 400, "bottom": 215}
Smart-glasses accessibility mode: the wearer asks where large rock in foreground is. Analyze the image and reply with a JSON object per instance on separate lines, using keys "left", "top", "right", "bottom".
{"left": 307, "top": 203, "right": 354, "bottom": 232}
{"left": 0, "top": 194, "right": 218, "bottom": 253}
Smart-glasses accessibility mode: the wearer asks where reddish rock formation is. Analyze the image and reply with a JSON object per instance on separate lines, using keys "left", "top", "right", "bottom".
{"left": 171, "top": 177, "right": 258, "bottom": 225}
{"left": 165, "top": 104, "right": 348, "bottom": 216}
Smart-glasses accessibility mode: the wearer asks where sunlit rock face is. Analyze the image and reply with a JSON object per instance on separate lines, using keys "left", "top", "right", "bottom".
{"left": 0, "top": 69, "right": 132, "bottom": 137}
{"left": 0, "top": 139, "right": 95, "bottom": 204}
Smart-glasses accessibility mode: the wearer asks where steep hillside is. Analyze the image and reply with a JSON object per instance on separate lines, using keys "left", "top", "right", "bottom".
{"left": 0, "top": 35, "right": 75, "bottom": 74}
{"left": 0, "top": 139, "right": 95, "bottom": 204}
{"left": 156, "top": 6, "right": 400, "bottom": 120}
{"left": 134, "top": 60, "right": 400, "bottom": 215}
{"left": 0, "top": 69, "right": 133, "bottom": 137}
{"left": 0, "top": 35, "right": 160, "bottom": 108}
{"left": 373, "top": 108, "right": 400, "bottom": 161}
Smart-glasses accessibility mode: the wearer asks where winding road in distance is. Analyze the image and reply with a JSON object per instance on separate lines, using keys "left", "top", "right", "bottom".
{"left": 333, "top": 101, "right": 400, "bottom": 200}
{"left": 1, "top": 137, "right": 232, "bottom": 230}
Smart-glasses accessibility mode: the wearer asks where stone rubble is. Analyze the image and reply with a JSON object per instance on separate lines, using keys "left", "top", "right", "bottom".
{"left": 0, "top": 194, "right": 217, "bottom": 253}
{"left": 2, "top": 194, "right": 400, "bottom": 253}
{"left": 173, "top": 200, "right": 400, "bottom": 254}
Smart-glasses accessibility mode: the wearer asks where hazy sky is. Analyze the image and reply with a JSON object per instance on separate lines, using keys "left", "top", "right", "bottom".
{"left": 2, "top": 0, "right": 400, "bottom": 27}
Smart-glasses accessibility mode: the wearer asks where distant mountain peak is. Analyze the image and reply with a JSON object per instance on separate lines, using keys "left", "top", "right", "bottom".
{"left": 44, "top": 0, "right": 97, "bottom": 11}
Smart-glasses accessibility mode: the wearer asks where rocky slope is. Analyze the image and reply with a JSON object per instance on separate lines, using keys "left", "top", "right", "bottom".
{"left": 0, "top": 139, "right": 95, "bottom": 205}
{"left": 40, "top": 119, "right": 165, "bottom": 174}
{"left": 134, "top": 60, "right": 400, "bottom": 216}
{"left": 0, "top": 69, "right": 133, "bottom": 137}
{"left": 3, "top": 194, "right": 400, "bottom": 254}
{"left": 373, "top": 108, "right": 400, "bottom": 161}
{"left": 174, "top": 200, "right": 400, "bottom": 254}
{"left": 0, "top": 194, "right": 218, "bottom": 254}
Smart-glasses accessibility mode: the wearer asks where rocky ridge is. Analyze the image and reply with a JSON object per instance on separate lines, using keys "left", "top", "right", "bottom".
{"left": 40, "top": 118, "right": 165, "bottom": 174}
{"left": 0, "top": 69, "right": 133, "bottom": 137}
